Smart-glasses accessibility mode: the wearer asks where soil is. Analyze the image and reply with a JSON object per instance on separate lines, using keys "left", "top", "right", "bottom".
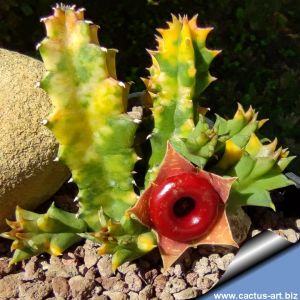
{"left": 0, "top": 182, "right": 299, "bottom": 300}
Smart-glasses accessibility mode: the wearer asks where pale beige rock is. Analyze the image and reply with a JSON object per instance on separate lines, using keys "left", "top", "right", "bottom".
{"left": 251, "top": 229, "right": 262, "bottom": 237}
{"left": 128, "top": 291, "right": 140, "bottom": 300}
{"left": 117, "top": 261, "right": 138, "bottom": 274}
{"left": 174, "top": 288, "right": 198, "bottom": 300}
{"left": 139, "top": 285, "right": 153, "bottom": 299}
{"left": 164, "top": 277, "right": 187, "bottom": 294}
{"left": 97, "top": 255, "right": 113, "bottom": 278}
{"left": 221, "top": 253, "right": 235, "bottom": 270}
{"left": 196, "top": 277, "right": 214, "bottom": 290}
{"left": 193, "top": 257, "right": 211, "bottom": 276}
{"left": 19, "top": 281, "right": 51, "bottom": 300}
{"left": 296, "top": 219, "right": 300, "bottom": 230}
{"left": 23, "top": 256, "right": 44, "bottom": 281}
{"left": 125, "top": 271, "right": 143, "bottom": 292}
{"left": 185, "top": 272, "right": 198, "bottom": 287}
{"left": 0, "top": 257, "right": 13, "bottom": 277}
{"left": 0, "top": 273, "right": 24, "bottom": 298}
{"left": 279, "top": 228, "right": 299, "bottom": 243}
{"left": 0, "top": 48, "right": 70, "bottom": 230}
{"left": 160, "top": 291, "right": 174, "bottom": 300}
{"left": 153, "top": 274, "right": 168, "bottom": 294}
{"left": 45, "top": 256, "right": 79, "bottom": 278}
{"left": 52, "top": 277, "right": 70, "bottom": 298}
{"left": 100, "top": 276, "right": 122, "bottom": 291}
{"left": 103, "top": 291, "right": 127, "bottom": 300}
{"left": 68, "top": 275, "right": 95, "bottom": 299}
{"left": 83, "top": 240, "right": 99, "bottom": 268}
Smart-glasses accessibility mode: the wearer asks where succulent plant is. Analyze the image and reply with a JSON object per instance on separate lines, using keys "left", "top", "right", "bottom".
{"left": 130, "top": 15, "right": 294, "bottom": 268}
{"left": 1, "top": 5, "right": 295, "bottom": 271}
{"left": 211, "top": 104, "right": 295, "bottom": 212}
{"left": 1, "top": 5, "right": 156, "bottom": 269}
{"left": 0, "top": 204, "right": 86, "bottom": 265}
{"left": 143, "top": 15, "right": 220, "bottom": 183}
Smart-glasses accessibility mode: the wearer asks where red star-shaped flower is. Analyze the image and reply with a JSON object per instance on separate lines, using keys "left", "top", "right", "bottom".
{"left": 130, "top": 143, "right": 238, "bottom": 269}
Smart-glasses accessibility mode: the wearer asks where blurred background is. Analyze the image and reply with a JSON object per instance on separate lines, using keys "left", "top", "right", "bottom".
{"left": 0, "top": 0, "right": 299, "bottom": 172}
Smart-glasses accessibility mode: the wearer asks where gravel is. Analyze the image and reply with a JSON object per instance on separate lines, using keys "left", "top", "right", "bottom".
{"left": 0, "top": 240, "right": 233, "bottom": 299}
{"left": 0, "top": 186, "right": 299, "bottom": 299}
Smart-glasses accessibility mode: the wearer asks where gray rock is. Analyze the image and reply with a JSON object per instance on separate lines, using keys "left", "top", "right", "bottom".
{"left": 0, "top": 48, "right": 69, "bottom": 230}
{"left": 0, "top": 273, "right": 23, "bottom": 298}
{"left": 68, "top": 275, "right": 95, "bottom": 299}
{"left": 19, "top": 281, "right": 51, "bottom": 300}
{"left": 174, "top": 288, "right": 198, "bottom": 300}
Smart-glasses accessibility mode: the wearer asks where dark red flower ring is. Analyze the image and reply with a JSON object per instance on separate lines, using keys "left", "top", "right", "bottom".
{"left": 149, "top": 173, "right": 222, "bottom": 242}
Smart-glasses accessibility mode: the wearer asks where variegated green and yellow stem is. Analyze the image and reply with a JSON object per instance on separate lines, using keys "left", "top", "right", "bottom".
{"left": 0, "top": 204, "right": 86, "bottom": 265}
{"left": 144, "top": 15, "right": 220, "bottom": 181}
{"left": 211, "top": 105, "right": 295, "bottom": 211}
{"left": 38, "top": 6, "right": 138, "bottom": 230}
